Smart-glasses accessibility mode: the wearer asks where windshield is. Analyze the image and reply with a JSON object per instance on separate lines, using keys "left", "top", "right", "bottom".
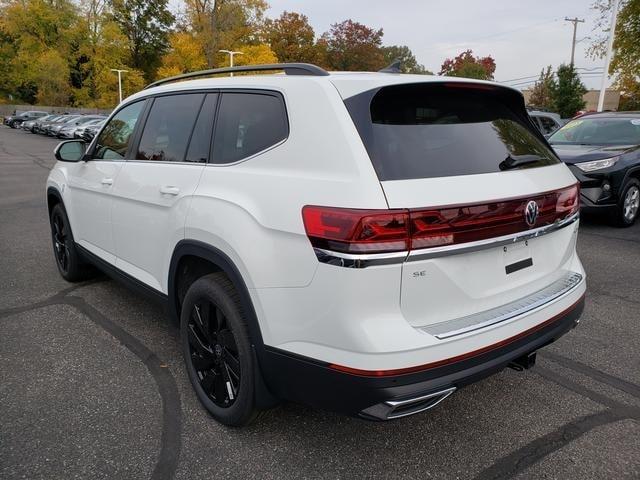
{"left": 549, "top": 117, "right": 640, "bottom": 146}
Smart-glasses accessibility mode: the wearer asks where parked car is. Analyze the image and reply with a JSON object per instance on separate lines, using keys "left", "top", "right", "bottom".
{"left": 549, "top": 111, "right": 640, "bottom": 226}
{"left": 5, "top": 110, "right": 48, "bottom": 128}
{"left": 33, "top": 115, "right": 63, "bottom": 134}
{"left": 47, "top": 63, "right": 586, "bottom": 426}
{"left": 528, "top": 110, "right": 563, "bottom": 136}
{"left": 73, "top": 118, "right": 105, "bottom": 139}
{"left": 58, "top": 115, "right": 106, "bottom": 139}
{"left": 20, "top": 118, "right": 40, "bottom": 132}
{"left": 48, "top": 115, "right": 83, "bottom": 137}
{"left": 80, "top": 120, "right": 104, "bottom": 142}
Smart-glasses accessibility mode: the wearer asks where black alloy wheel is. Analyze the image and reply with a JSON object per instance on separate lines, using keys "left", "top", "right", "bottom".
{"left": 187, "top": 299, "right": 241, "bottom": 407}
{"left": 49, "top": 203, "right": 93, "bottom": 282}
{"left": 51, "top": 208, "right": 70, "bottom": 274}
{"left": 181, "top": 273, "right": 257, "bottom": 426}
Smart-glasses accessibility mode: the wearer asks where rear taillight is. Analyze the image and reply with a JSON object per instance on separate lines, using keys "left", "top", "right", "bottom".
{"left": 301, "top": 206, "right": 409, "bottom": 254}
{"left": 302, "top": 184, "right": 579, "bottom": 255}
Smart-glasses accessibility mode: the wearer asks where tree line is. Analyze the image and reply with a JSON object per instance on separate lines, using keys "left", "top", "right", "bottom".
{"left": 0, "top": 0, "right": 435, "bottom": 108}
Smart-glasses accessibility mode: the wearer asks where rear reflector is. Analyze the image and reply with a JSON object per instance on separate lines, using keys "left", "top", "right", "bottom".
{"left": 302, "top": 184, "right": 579, "bottom": 255}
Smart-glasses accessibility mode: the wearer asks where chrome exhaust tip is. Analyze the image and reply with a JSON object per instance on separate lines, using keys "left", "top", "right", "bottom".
{"left": 360, "top": 386, "right": 456, "bottom": 420}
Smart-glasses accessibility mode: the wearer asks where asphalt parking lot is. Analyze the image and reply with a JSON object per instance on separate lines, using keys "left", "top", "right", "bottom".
{"left": 1, "top": 126, "right": 639, "bottom": 480}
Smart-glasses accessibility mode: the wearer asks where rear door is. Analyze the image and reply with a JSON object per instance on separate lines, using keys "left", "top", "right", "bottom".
{"left": 111, "top": 92, "right": 216, "bottom": 292}
{"left": 343, "top": 82, "right": 580, "bottom": 328}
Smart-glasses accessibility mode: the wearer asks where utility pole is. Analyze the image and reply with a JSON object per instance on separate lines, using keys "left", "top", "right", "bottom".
{"left": 110, "top": 69, "right": 128, "bottom": 104}
{"left": 597, "top": 0, "right": 620, "bottom": 112}
{"left": 219, "top": 50, "right": 244, "bottom": 76}
{"left": 564, "top": 17, "right": 585, "bottom": 66}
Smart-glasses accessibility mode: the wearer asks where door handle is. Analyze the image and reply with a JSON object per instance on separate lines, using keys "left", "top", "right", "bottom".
{"left": 101, "top": 178, "right": 113, "bottom": 186}
{"left": 160, "top": 185, "right": 180, "bottom": 196}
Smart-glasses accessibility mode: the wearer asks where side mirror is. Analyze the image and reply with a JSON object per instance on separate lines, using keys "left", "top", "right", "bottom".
{"left": 54, "top": 140, "right": 87, "bottom": 162}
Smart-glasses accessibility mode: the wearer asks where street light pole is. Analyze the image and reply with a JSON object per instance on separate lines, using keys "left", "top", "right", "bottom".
{"left": 597, "top": 0, "right": 620, "bottom": 112}
{"left": 110, "top": 69, "right": 128, "bottom": 104}
{"left": 219, "top": 50, "right": 244, "bottom": 76}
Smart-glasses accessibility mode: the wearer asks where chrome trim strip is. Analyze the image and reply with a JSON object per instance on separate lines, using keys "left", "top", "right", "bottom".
{"left": 360, "top": 387, "right": 456, "bottom": 420}
{"left": 421, "top": 271, "right": 584, "bottom": 340}
{"left": 384, "top": 387, "right": 456, "bottom": 420}
{"left": 314, "top": 212, "right": 579, "bottom": 268}
{"left": 406, "top": 212, "right": 579, "bottom": 262}
{"left": 313, "top": 248, "right": 408, "bottom": 268}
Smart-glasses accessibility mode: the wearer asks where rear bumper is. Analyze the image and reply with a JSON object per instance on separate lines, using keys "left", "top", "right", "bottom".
{"left": 259, "top": 295, "right": 584, "bottom": 419}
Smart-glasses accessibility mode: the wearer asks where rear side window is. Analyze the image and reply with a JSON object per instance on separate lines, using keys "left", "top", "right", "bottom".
{"left": 538, "top": 116, "right": 559, "bottom": 134}
{"left": 345, "top": 83, "right": 559, "bottom": 181}
{"left": 137, "top": 93, "right": 205, "bottom": 162}
{"left": 212, "top": 92, "right": 288, "bottom": 164}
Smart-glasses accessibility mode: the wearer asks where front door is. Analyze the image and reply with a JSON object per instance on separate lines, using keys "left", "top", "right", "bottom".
{"left": 66, "top": 100, "right": 146, "bottom": 263}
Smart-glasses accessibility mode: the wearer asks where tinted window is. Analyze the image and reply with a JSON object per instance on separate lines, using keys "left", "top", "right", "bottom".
{"left": 212, "top": 92, "right": 288, "bottom": 164}
{"left": 185, "top": 94, "right": 217, "bottom": 163}
{"left": 345, "top": 84, "right": 559, "bottom": 181}
{"left": 136, "top": 94, "right": 205, "bottom": 162}
{"left": 549, "top": 117, "right": 640, "bottom": 146}
{"left": 538, "top": 116, "right": 558, "bottom": 134}
{"left": 94, "top": 101, "right": 144, "bottom": 160}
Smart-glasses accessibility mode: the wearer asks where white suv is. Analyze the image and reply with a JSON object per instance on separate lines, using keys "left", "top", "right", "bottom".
{"left": 47, "top": 63, "right": 586, "bottom": 426}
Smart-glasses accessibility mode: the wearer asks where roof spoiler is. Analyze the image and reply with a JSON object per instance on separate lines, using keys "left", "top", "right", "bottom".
{"left": 145, "top": 63, "right": 330, "bottom": 89}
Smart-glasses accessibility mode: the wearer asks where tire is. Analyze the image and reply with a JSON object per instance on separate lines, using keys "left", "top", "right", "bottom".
{"left": 180, "top": 272, "right": 257, "bottom": 426}
{"left": 49, "top": 203, "right": 94, "bottom": 282}
{"left": 614, "top": 179, "right": 640, "bottom": 227}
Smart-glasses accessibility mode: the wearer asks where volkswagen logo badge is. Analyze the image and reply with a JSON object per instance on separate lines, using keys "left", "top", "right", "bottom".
{"left": 525, "top": 200, "right": 539, "bottom": 227}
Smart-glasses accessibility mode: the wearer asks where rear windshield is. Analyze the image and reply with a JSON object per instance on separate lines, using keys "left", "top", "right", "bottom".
{"left": 344, "top": 83, "right": 559, "bottom": 181}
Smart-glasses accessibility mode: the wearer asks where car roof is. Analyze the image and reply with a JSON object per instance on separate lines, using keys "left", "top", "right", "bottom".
{"left": 127, "top": 71, "right": 522, "bottom": 103}
{"left": 574, "top": 111, "right": 640, "bottom": 120}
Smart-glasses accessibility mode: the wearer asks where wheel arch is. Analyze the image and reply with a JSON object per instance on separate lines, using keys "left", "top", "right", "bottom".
{"left": 46, "top": 186, "right": 63, "bottom": 217}
{"left": 168, "top": 239, "right": 264, "bottom": 347}
{"left": 168, "top": 240, "right": 279, "bottom": 408}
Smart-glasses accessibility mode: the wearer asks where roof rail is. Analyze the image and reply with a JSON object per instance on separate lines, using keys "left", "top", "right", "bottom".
{"left": 145, "top": 63, "right": 329, "bottom": 89}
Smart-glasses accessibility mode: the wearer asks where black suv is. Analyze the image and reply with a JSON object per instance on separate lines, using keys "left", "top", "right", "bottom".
{"left": 549, "top": 112, "right": 640, "bottom": 226}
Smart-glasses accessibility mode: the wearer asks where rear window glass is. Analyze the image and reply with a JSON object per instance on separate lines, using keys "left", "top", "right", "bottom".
{"left": 212, "top": 92, "right": 288, "bottom": 164}
{"left": 345, "top": 83, "right": 559, "bottom": 181}
{"left": 137, "top": 93, "right": 205, "bottom": 162}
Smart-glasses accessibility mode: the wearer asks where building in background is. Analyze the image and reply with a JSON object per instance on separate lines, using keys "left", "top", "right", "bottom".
{"left": 522, "top": 89, "right": 621, "bottom": 112}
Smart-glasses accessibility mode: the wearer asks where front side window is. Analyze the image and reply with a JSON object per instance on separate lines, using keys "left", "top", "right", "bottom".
{"left": 93, "top": 101, "right": 144, "bottom": 160}
{"left": 136, "top": 93, "right": 205, "bottom": 162}
{"left": 212, "top": 92, "right": 288, "bottom": 164}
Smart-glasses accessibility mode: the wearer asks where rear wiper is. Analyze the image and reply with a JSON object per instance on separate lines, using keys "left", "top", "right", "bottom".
{"left": 499, "top": 154, "right": 544, "bottom": 171}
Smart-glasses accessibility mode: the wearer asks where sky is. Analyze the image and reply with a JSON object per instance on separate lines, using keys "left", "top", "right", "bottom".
{"left": 264, "top": 0, "right": 612, "bottom": 90}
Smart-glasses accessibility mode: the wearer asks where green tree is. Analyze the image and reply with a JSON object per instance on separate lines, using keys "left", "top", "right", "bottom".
{"left": 381, "top": 45, "right": 431, "bottom": 74}
{"left": 551, "top": 64, "right": 587, "bottom": 118}
{"left": 264, "top": 11, "right": 320, "bottom": 64}
{"left": 0, "top": 0, "right": 79, "bottom": 105}
{"left": 110, "top": 0, "right": 175, "bottom": 82}
{"left": 528, "top": 66, "right": 555, "bottom": 110}
{"left": 320, "top": 19, "right": 384, "bottom": 71}
{"left": 183, "top": 0, "right": 268, "bottom": 68}
{"left": 439, "top": 50, "right": 496, "bottom": 80}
